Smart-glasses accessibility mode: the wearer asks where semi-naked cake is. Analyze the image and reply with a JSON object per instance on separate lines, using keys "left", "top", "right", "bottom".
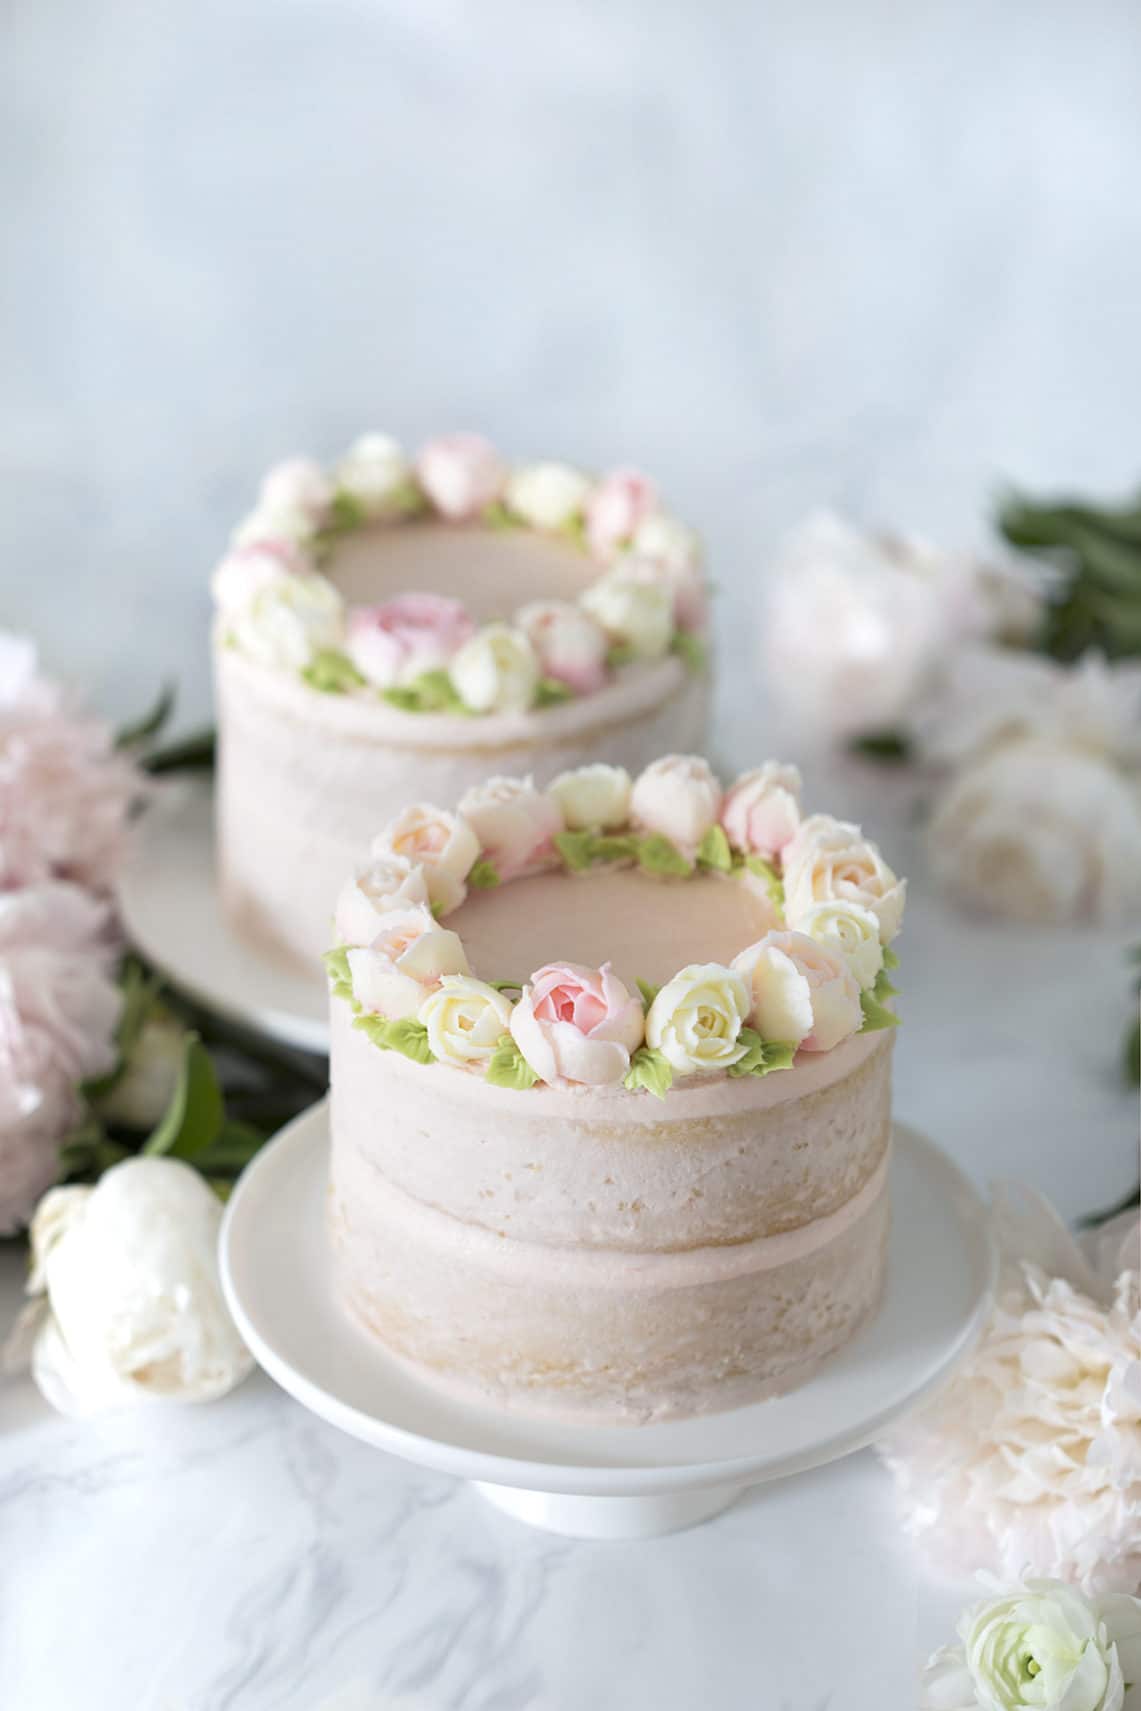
{"left": 212, "top": 433, "right": 709, "bottom": 968}
{"left": 325, "top": 753, "right": 906, "bottom": 1424}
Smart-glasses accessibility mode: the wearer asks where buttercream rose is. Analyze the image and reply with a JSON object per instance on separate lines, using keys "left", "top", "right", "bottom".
{"left": 791, "top": 901, "right": 884, "bottom": 993}
{"left": 732, "top": 930, "right": 862, "bottom": 1052}
{"left": 233, "top": 457, "right": 334, "bottom": 545}
{"left": 450, "top": 623, "right": 540, "bottom": 714}
{"left": 719, "top": 762, "right": 802, "bottom": 858}
{"left": 415, "top": 433, "right": 506, "bottom": 520}
{"left": 229, "top": 572, "right": 345, "bottom": 671}
{"left": 783, "top": 815, "right": 906, "bottom": 944}
{"left": 509, "top": 962, "right": 644, "bottom": 1087}
{"left": 335, "top": 432, "right": 413, "bottom": 518}
{"left": 630, "top": 513, "right": 707, "bottom": 631}
{"left": 372, "top": 804, "right": 479, "bottom": 915}
{"left": 345, "top": 594, "right": 474, "bottom": 690}
{"left": 347, "top": 905, "right": 470, "bottom": 1019}
{"left": 547, "top": 764, "right": 632, "bottom": 831}
{"left": 333, "top": 853, "right": 430, "bottom": 947}
{"left": 585, "top": 469, "right": 657, "bottom": 558}
{"left": 457, "top": 776, "right": 563, "bottom": 879}
{"left": 580, "top": 570, "right": 673, "bottom": 661}
{"left": 645, "top": 963, "right": 751, "bottom": 1076}
{"left": 210, "top": 540, "right": 310, "bottom": 616}
{"left": 516, "top": 600, "right": 609, "bottom": 695}
{"left": 630, "top": 754, "right": 722, "bottom": 854}
{"left": 418, "top": 975, "right": 514, "bottom": 1072}
{"left": 504, "top": 462, "right": 591, "bottom": 531}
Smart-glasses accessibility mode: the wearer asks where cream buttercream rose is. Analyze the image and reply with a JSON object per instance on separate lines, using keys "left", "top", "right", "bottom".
{"left": 732, "top": 929, "right": 862, "bottom": 1052}
{"left": 419, "top": 976, "right": 514, "bottom": 1071}
{"left": 457, "top": 776, "right": 563, "bottom": 880}
{"left": 372, "top": 804, "right": 479, "bottom": 915}
{"left": 347, "top": 905, "right": 470, "bottom": 1019}
{"left": 782, "top": 814, "right": 906, "bottom": 943}
{"left": 645, "top": 963, "right": 751, "bottom": 1075}
{"left": 630, "top": 754, "right": 722, "bottom": 854}
{"left": 546, "top": 764, "right": 632, "bottom": 830}
{"left": 449, "top": 623, "right": 540, "bottom": 715}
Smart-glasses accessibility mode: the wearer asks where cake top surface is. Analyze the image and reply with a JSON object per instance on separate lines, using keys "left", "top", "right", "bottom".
{"left": 210, "top": 432, "right": 707, "bottom": 719}
{"left": 325, "top": 754, "right": 905, "bottom": 1099}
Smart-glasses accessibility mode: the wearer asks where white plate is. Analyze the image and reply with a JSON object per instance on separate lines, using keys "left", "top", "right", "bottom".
{"left": 118, "top": 781, "right": 330, "bottom": 1055}
{"left": 220, "top": 1105, "right": 995, "bottom": 1537}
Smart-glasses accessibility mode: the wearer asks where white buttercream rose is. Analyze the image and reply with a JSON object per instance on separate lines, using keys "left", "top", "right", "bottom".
{"left": 783, "top": 814, "right": 906, "bottom": 944}
{"left": 372, "top": 804, "right": 479, "bottom": 915}
{"left": 450, "top": 623, "right": 540, "bottom": 714}
{"left": 347, "top": 905, "right": 470, "bottom": 1019}
{"left": 335, "top": 433, "right": 413, "bottom": 518}
{"left": 732, "top": 930, "right": 862, "bottom": 1052}
{"left": 630, "top": 754, "right": 722, "bottom": 854}
{"left": 791, "top": 901, "right": 884, "bottom": 993}
{"left": 457, "top": 776, "right": 563, "bottom": 879}
{"left": 509, "top": 962, "right": 645, "bottom": 1087}
{"left": 415, "top": 433, "right": 506, "bottom": 520}
{"left": 631, "top": 511, "right": 700, "bottom": 577}
{"left": 232, "top": 457, "right": 334, "bottom": 546}
{"left": 211, "top": 540, "right": 310, "bottom": 616}
{"left": 229, "top": 572, "right": 345, "bottom": 671}
{"left": 645, "top": 963, "right": 751, "bottom": 1076}
{"left": 418, "top": 976, "right": 513, "bottom": 1071}
{"left": 516, "top": 600, "right": 609, "bottom": 695}
{"left": 505, "top": 462, "right": 591, "bottom": 531}
{"left": 719, "top": 762, "right": 802, "bottom": 859}
{"left": 333, "top": 854, "right": 430, "bottom": 947}
{"left": 580, "top": 569, "right": 673, "bottom": 661}
{"left": 547, "top": 764, "right": 632, "bottom": 831}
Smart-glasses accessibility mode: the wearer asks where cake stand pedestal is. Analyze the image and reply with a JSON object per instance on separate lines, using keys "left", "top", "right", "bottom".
{"left": 219, "top": 1107, "right": 994, "bottom": 1539}
{"left": 118, "top": 780, "right": 330, "bottom": 1055}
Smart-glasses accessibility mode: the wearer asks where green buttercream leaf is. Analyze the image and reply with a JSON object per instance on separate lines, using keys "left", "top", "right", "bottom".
{"left": 560, "top": 513, "right": 588, "bottom": 550}
{"left": 468, "top": 859, "right": 501, "bottom": 890}
{"left": 624, "top": 1046, "right": 673, "bottom": 1099}
{"left": 302, "top": 649, "right": 367, "bottom": 695}
{"left": 671, "top": 631, "right": 707, "bottom": 674}
{"left": 638, "top": 833, "right": 693, "bottom": 878}
{"left": 883, "top": 945, "right": 900, "bottom": 970}
{"left": 381, "top": 667, "right": 465, "bottom": 714}
{"left": 323, "top": 945, "right": 354, "bottom": 1003}
{"left": 536, "top": 677, "right": 574, "bottom": 707}
{"left": 486, "top": 1034, "right": 539, "bottom": 1090}
{"left": 728, "top": 1030, "right": 798, "bottom": 1078}
{"left": 636, "top": 978, "right": 661, "bottom": 1012}
{"left": 487, "top": 979, "right": 523, "bottom": 993}
{"left": 590, "top": 833, "right": 638, "bottom": 863}
{"left": 328, "top": 489, "right": 367, "bottom": 531}
{"left": 482, "top": 499, "right": 522, "bottom": 531}
{"left": 380, "top": 685, "right": 421, "bottom": 711}
{"left": 606, "top": 642, "right": 637, "bottom": 669}
{"left": 382, "top": 1018, "right": 435, "bottom": 1064}
{"left": 872, "top": 966, "right": 899, "bottom": 1002}
{"left": 554, "top": 828, "right": 597, "bottom": 872}
{"left": 696, "top": 822, "right": 733, "bottom": 873}
{"left": 353, "top": 1013, "right": 394, "bottom": 1049}
{"left": 860, "top": 989, "right": 900, "bottom": 1032}
{"left": 744, "top": 852, "right": 785, "bottom": 908}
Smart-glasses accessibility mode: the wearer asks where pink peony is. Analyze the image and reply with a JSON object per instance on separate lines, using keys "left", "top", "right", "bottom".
{"left": 0, "top": 883, "right": 121, "bottom": 1232}
{"left": 720, "top": 762, "right": 802, "bottom": 859}
{"left": 585, "top": 469, "right": 658, "bottom": 559}
{"left": 516, "top": 601, "right": 610, "bottom": 695}
{"left": 345, "top": 594, "right": 475, "bottom": 690}
{"left": 509, "top": 961, "right": 644, "bottom": 1086}
{"left": 415, "top": 433, "right": 507, "bottom": 521}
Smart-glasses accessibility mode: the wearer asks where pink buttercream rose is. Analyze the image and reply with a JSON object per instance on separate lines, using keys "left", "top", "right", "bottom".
{"left": 586, "top": 469, "right": 658, "bottom": 559}
{"left": 509, "top": 962, "right": 645, "bottom": 1086}
{"left": 516, "top": 601, "right": 609, "bottom": 695}
{"left": 720, "top": 763, "right": 802, "bottom": 859}
{"left": 415, "top": 433, "right": 507, "bottom": 521}
{"left": 630, "top": 754, "right": 722, "bottom": 854}
{"left": 345, "top": 594, "right": 475, "bottom": 689}
{"left": 457, "top": 776, "right": 564, "bottom": 879}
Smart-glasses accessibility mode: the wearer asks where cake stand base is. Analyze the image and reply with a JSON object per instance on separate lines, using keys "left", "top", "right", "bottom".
{"left": 474, "top": 1480, "right": 741, "bottom": 1538}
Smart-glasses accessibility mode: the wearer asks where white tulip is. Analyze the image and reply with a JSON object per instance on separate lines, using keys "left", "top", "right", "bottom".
{"left": 505, "top": 462, "right": 591, "bottom": 531}
{"left": 630, "top": 754, "right": 722, "bottom": 853}
{"left": 547, "top": 764, "right": 632, "bottom": 831}
{"left": 450, "top": 623, "right": 540, "bottom": 714}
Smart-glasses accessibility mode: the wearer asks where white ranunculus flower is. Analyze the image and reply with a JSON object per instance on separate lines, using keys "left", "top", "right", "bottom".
{"left": 580, "top": 570, "right": 674, "bottom": 661}
{"left": 229, "top": 572, "right": 345, "bottom": 672}
{"left": 419, "top": 975, "right": 514, "bottom": 1070}
{"left": 450, "top": 623, "right": 540, "bottom": 714}
{"left": 16, "top": 1159, "right": 253, "bottom": 1415}
{"left": 335, "top": 432, "right": 414, "bottom": 518}
{"left": 645, "top": 963, "right": 751, "bottom": 1076}
{"left": 921, "top": 1579, "right": 1141, "bottom": 1711}
{"left": 790, "top": 900, "right": 884, "bottom": 992}
{"left": 372, "top": 805, "right": 479, "bottom": 916}
{"left": 630, "top": 754, "right": 722, "bottom": 853}
{"left": 928, "top": 737, "right": 1141, "bottom": 926}
{"left": 347, "top": 905, "right": 470, "bottom": 1020}
{"left": 547, "top": 764, "right": 632, "bottom": 831}
{"left": 333, "top": 854, "right": 430, "bottom": 947}
{"left": 505, "top": 462, "right": 592, "bottom": 531}
{"left": 783, "top": 813, "right": 906, "bottom": 943}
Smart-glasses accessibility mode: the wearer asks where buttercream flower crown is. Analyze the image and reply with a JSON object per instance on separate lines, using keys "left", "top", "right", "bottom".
{"left": 324, "top": 755, "right": 905, "bottom": 1097}
{"left": 211, "top": 432, "right": 707, "bottom": 716}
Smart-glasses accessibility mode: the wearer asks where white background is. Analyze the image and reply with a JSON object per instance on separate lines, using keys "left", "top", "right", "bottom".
{"left": 2, "top": 3, "right": 1140, "bottom": 1707}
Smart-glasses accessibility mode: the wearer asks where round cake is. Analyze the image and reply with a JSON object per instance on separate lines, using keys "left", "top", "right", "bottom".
{"left": 325, "top": 753, "right": 906, "bottom": 1424}
{"left": 212, "top": 433, "right": 710, "bottom": 968}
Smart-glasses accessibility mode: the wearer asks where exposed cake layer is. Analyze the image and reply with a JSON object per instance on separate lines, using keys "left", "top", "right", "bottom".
{"left": 326, "top": 520, "right": 598, "bottom": 616}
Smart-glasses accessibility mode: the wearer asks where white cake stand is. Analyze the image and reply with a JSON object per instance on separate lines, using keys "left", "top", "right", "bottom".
{"left": 118, "top": 780, "right": 330, "bottom": 1055}
{"left": 219, "top": 1105, "right": 995, "bottom": 1539}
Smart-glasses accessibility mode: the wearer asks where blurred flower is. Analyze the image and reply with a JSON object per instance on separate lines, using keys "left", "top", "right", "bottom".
{"left": 335, "top": 432, "right": 414, "bottom": 519}
{"left": 95, "top": 1010, "right": 185, "bottom": 1130}
{"left": 345, "top": 594, "right": 473, "bottom": 690}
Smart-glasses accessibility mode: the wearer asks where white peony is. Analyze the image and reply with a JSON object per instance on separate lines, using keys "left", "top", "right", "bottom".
{"left": 922, "top": 1579, "right": 1141, "bottom": 1711}
{"left": 418, "top": 976, "right": 513, "bottom": 1071}
{"left": 630, "top": 754, "right": 722, "bottom": 854}
{"left": 581, "top": 569, "right": 674, "bottom": 661}
{"left": 456, "top": 775, "right": 562, "bottom": 879}
{"left": 347, "top": 905, "right": 470, "bottom": 1020}
{"left": 928, "top": 738, "right": 1141, "bottom": 925}
{"left": 13, "top": 1158, "right": 253, "bottom": 1415}
{"left": 449, "top": 623, "right": 540, "bottom": 715}
{"left": 504, "top": 462, "right": 591, "bottom": 531}
{"left": 333, "top": 854, "right": 430, "bottom": 948}
{"left": 783, "top": 813, "right": 906, "bottom": 943}
{"left": 372, "top": 804, "right": 479, "bottom": 915}
{"left": 645, "top": 963, "right": 751, "bottom": 1076}
{"left": 229, "top": 572, "right": 345, "bottom": 672}
{"left": 732, "top": 929, "right": 862, "bottom": 1053}
{"left": 335, "top": 433, "right": 414, "bottom": 518}
{"left": 547, "top": 764, "right": 632, "bottom": 831}
{"left": 791, "top": 900, "right": 884, "bottom": 993}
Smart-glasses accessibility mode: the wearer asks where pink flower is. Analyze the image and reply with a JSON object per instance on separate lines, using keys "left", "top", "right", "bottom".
{"left": 345, "top": 594, "right": 475, "bottom": 689}
{"left": 346, "top": 904, "right": 470, "bottom": 1020}
{"left": 732, "top": 929, "right": 862, "bottom": 1053}
{"left": 586, "top": 469, "right": 658, "bottom": 559}
{"left": 0, "top": 883, "right": 121, "bottom": 1232}
{"left": 516, "top": 601, "right": 609, "bottom": 695}
{"left": 720, "top": 762, "right": 802, "bottom": 859}
{"left": 630, "top": 754, "right": 722, "bottom": 854}
{"left": 415, "top": 433, "right": 507, "bottom": 521}
{"left": 509, "top": 962, "right": 645, "bottom": 1086}
{"left": 457, "top": 776, "right": 563, "bottom": 879}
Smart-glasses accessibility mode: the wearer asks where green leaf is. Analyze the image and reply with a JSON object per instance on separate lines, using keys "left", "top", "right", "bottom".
{"left": 638, "top": 833, "right": 693, "bottom": 878}
{"left": 382, "top": 1018, "right": 435, "bottom": 1065}
{"left": 606, "top": 642, "right": 637, "bottom": 669}
{"left": 487, "top": 979, "right": 523, "bottom": 993}
{"left": 57, "top": 1116, "right": 129, "bottom": 1182}
{"left": 323, "top": 945, "right": 354, "bottom": 1003}
{"left": 882, "top": 945, "right": 900, "bottom": 970}
{"left": 482, "top": 499, "right": 522, "bottom": 531}
{"left": 850, "top": 730, "right": 912, "bottom": 764}
{"left": 352, "top": 1012, "right": 393, "bottom": 1049}
{"left": 468, "top": 859, "right": 501, "bottom": 890}
{"left": 302, "top": 649, "right": 366, "bottom": 695}
{"left": 328, "top": 489, "right": 367, "bottom": 532}
{"left": 872, "top": 967, "right": 899, "bottom": 1002}
{"left": 190, "top": 1119, "right": 268, "bottom": 1177}
{"left": 671, "top": 631, "right": 707, "bottom": 674}
{"left": 554, "top": 828, "right": 598, "bottom": 872}
{"left": 696, "top": 823, "right": 732, "bottom": 873}
{"left": 624, "top": 1046, "right": 673, "bottom": 1098}
{"left": 591, "top": 832, "right": 638, "bottom": 863}
{"left": 860, "top": 989, "right": 900, "bottom": 1033}
{"left": 143, "top": 1035, "right": 225, "bottom": 1160}
{"left": 381, "top": 685, "right": 421, "bottom": 711}
{"left": 486, "top": 1034, "right": 539, "bottom": 1090}
{"left": 142, "top": 725, "right": 216, "bottom": 776}
{"left": 115, "top": 682, "right": 175, "bottom": 750}
{"left": 636, "top": 978, "right": 661, "bottom": 1012}
{"left": 744, "top": 853, "right": 784, "bottom": 908}
{"left": 382, "top": 668, "right": 465, "bottom": 714}
{"left": 536, "top": 677, "right": 574, "bottom": 707}
{"left": 728, "top": 1030, "right": 798, "bottom": 1078}
{"left": 1126, "top": 1018, "right": 1140, "bottom": 1088}
{"left": 560, "top": 513, "right": 588, "bottom": 550}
